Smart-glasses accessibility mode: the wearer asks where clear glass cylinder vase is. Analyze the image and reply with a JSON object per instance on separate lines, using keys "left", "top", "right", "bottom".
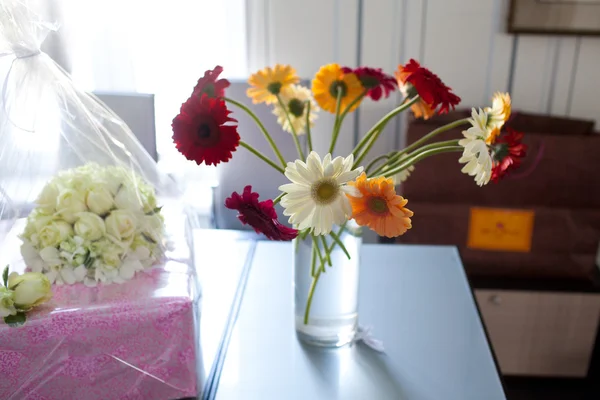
{"left": 294, "top": 222, "right": 362, "bottom": 347}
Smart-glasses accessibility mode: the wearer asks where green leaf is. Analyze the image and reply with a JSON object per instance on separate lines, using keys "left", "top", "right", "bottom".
{"left": 141, "top": 233, "right": 156, "bottom": 244}
{"left": 145, "top": 206, "right": 163, "bottom": 216}
{"left": 2, "top": 265, "right": 8, "bottom": 288}
{"left": 4, "top": 312, "right": 26, "bottom": 327}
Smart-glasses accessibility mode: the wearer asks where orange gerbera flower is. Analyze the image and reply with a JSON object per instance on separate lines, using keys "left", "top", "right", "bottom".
{"left": 346, "top": 173, "right": 413, "bottom": 238}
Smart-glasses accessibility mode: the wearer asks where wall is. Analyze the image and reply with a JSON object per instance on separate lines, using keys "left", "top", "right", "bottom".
{"left": 247, "top": 0, "right": 600, "bottom": 155}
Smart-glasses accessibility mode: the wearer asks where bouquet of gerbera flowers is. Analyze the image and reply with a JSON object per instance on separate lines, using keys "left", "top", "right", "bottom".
{"left": 172, "top": 61, "right": 526, "bottom": 322}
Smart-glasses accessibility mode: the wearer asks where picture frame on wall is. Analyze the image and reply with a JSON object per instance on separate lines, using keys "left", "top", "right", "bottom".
{"left": 508, "top": 0, "right": 600, "bottom": 35}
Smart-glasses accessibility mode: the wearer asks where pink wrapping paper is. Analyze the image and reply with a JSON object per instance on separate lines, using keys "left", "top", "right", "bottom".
{"left": 0, "top": 221, "right": 199, "bottom": 400}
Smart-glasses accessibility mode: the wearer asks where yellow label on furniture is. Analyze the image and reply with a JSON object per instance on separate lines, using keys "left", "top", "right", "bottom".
{"left": 467, "top": 207, "right": 534, "bottom": 252}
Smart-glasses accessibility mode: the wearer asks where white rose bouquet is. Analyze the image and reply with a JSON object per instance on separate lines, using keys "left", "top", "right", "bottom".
{"left": 1, "top": 266, "right": 53, "bottom": 327}
{"left": 20, "top": 164, "right": 166, "bottom": 286}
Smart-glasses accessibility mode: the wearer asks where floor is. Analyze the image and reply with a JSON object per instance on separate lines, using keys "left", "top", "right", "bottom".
{"left": 504, "top": 377, "right": 597, "bottom": 400}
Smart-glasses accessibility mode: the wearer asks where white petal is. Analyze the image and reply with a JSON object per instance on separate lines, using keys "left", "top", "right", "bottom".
{"left": 343, "top": 154, "right": 355, "bottom": 171}
{"left": 295, "top": 204, "right": 316, "bottom": 228}
{"left": 292, "top": 160, "right": 315, "bottom": 184}
{"left": 45, "top": 270, "right": 58, "bottom": 284}
{"left": 285, "top": 167, "right": 311, "bottom": 185}
{"left": 322, "top": 205, "right": 333, "bottom": 233}
{"left": 341, "top": 196, "right": 353, "bottom": 217}
{"left": 341, "top": 185, "right": 361, "bottom": 197}
{"left": 335, "top": 169, "right": 361, "bottom": 184}
{"left": 331, "top": 156, "right": 344, "bottom": 177}
{"left": 279, "top": 183, "right": 309, "bottom": 194}
{"left": 74, "top": 265, "right": 87, "bottom": 282}
{"left": 60, "top": 268, "right": 76, "bottom": 285}
{"left": 306, "top": 152, "right": 324, "bottom": 180}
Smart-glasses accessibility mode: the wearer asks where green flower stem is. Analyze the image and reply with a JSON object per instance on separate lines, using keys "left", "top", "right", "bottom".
{"left": 311, "top": 235, "right": 326, "bottom": 268}
{"left": 310, "top": 242, "right": 317, "bottom": 278}
{"left": 305, "top": 101, "right": 313, "bottom": 153}
{"left": 329, "top": 230, "right": 351, "bottom": 259}
{"left": 303, "top": 223, "right": 349, "bottom": 324}
{"left": 273, "top": 192, "right": 285, "bottom": 206}
{"left": 328, "top": 87, "right": 344, "bottom": 154}
{"left": 397, "top": 117, "right": 470, "bottom": 158}
{"left": 382, "top": 146, "right": 463, "bottom": 178}
{"left": 352, "top": 96, "right": 420, "bottom": 159}
{"left": 239, "top": 141, "right": 284, "bottom": 174}
{"left": 304, "top": 268, "right": 322, "bottom": 325}
{"left": 277, "top": 95, "right": 305, "bottom": 160}
{"left": 225, "top": 97, "right": 287, "bottom": 168}
{"left": 330, "top": 90, "right": 368, "bottom": 154}
{"left": 365, "top": 153, "right": 393, "bottom": 175}
{"left": 371, "top": 139, "right": 460, "bottom": 177}
{"left": 320, "top": 236, "right": 332, "bottom": 267}
{"left": 353, "top": 124, "right": 385, "bottom": 168}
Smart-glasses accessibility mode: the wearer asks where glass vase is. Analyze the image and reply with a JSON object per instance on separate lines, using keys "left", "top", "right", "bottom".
{"left": 294, "top": 222, "right": 362, "bottom": 347}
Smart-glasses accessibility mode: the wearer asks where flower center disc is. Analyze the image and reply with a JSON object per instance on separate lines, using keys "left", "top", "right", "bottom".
{"left": 360, "top": 75, "right": 379, "bottom": 89}
{"left": 288, "top": 98, "right": 305, "bottom": 117}
{"left": 195, "top": 118, "right": 220, "bottom": 147}
{"left": 329, "top": 80, "right": 348, "bottom": 98}
{"left": 367, "top": 196, "right": 388, "bottom": 215}
{"left": 267, "top": 81, "right": 282, "bottom": 95}
{"left": 312, "top": 180, "right": 338, "bottom": 205}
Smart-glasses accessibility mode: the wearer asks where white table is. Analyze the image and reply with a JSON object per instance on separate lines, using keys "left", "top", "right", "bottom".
{"left": 193, "top": 231, "right": 506, "bottom": 400}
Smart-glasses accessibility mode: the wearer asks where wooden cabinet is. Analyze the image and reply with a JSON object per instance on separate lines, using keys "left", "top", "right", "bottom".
{"left": 475, "top": 289, "right": 600, "bottom": 377}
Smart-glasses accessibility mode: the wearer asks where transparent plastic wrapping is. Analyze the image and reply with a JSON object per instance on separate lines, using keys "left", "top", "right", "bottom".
{"left": 0, "top": 0, "right": 180, "bottom": 285}
{"left": 0, "top": 1, "right": 199, "bottom": 398}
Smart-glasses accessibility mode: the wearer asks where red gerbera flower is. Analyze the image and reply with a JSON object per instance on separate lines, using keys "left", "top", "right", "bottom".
{"left": 172, "top": 94, "right": 239, "bottom": 166}
{"left": 395, "top": 59, "right": 461, "bottom": 116}
{"left": 491, "top": 128, "right": 527, "bottom": 182}
{"left": 192, "top": 65, "right": 230, "bottom": 98}
{"left": 225, "top": 186, "right": 299, "bottom": 241}
{"left": 341, "top": 66, "right": 397, "bottom": 101}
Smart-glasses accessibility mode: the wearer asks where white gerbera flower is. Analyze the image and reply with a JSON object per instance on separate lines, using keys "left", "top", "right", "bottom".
{"left": 279, "top": 152, "right": 363, "bottom": 235}
{"left": 272, "top": 85, "right": 319, "bottom": 135}
{"left": 458, "top": 109, "right": 493, "bottom": 186}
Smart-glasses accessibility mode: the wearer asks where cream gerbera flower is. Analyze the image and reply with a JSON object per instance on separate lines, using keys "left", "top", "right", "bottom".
{"left": 278, "top": 152, "right": 363, "bottom": 235}
{"left": 272, "top": 85, "right": 319, "bottom": 135}
{"left": 458, "top": 108, "right": 493, "bottom": 186}
{"left": 485, "top": 92, "right": 511, "bottom": 133}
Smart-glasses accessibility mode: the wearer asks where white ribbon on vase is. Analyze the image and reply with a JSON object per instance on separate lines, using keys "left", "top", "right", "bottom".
{"left": 354, "top": 325, "right": 385, "bottom": 353}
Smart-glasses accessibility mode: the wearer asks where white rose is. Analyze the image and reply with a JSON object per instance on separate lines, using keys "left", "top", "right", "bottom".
{"left": 38, "top": 220, "right": 73, "bottom": 248}
{"left": 8, "top": 272, "right": 52, "bottom": 309}
{"left": 105, "top": 210, "right": 137, "bottom": 241}
{"left": 35, "top": 182, "right": 59, "bottom": 212}
{"left": 114, "top": 184, "right": 143, "bottom": 211}
{"left": 0, "top": 287, "right": 16, "bottom": 318}
{"left": 141, "top": 214, "right": 165, "bottom": 243}
{"left": 56, "top": 189, "right": 87, "bottom": 223}
{"left": 74, "top": 212, "right": 106, "bottom": 241}
{"left": 85, "top": 184, "right": 114, "bottom": 215}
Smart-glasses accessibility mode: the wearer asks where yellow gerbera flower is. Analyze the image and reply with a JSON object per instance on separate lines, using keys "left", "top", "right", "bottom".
{"left": 312, "top": 64, "right": 363, "bottom": 114}
{"left": 346, "top": 173, "right": 413, "bottom": 238}
{"left": 485, "top": 92, "right": 511, "bottom": 133}
{"left": 247, "top": 64, "right": 299, "bottom": 104}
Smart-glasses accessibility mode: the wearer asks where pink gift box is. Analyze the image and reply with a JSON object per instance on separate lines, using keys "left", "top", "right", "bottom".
{"left": 0, "top": 222, "right": 199, "bottom": 400}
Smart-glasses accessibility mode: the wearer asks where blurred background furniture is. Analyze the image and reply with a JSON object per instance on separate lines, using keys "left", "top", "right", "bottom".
{"left": 393, "top": 111, "right": 600, "bottom": 382}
